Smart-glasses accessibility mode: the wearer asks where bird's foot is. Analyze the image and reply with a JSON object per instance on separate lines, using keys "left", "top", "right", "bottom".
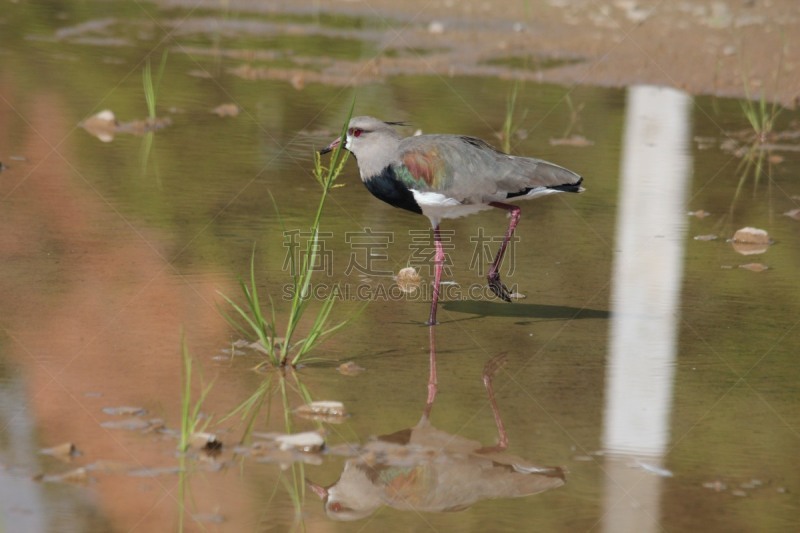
{"left": 487, "top": 273, "right": 512, "bottom": 302}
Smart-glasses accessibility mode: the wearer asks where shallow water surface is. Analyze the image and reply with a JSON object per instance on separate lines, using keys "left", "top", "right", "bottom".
{"left": 1, "top": 3, "right": 799, "bottom": 532}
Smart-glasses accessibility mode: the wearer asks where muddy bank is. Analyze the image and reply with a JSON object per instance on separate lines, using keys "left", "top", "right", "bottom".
{"left": 159, "top": 0, "right": 799, "bottom": 108}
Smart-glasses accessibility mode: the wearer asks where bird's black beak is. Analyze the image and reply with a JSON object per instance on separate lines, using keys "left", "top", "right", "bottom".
{"left": 319, "top": 136, "right": 342, "bottom": 155}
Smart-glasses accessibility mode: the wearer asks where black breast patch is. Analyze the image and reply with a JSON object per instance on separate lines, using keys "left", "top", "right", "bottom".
{"left": 363, "top": 166, "right": 423, "bottom": 214}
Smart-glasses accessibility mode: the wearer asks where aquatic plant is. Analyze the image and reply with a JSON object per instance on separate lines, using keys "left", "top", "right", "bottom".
{"left": 143, "top": 50, "right": 169, "bottom": 121}
{"left": 179, "top": 335, "right": 215, "bottom": 453}
{"left": 730, "top": 33, "right": 786, "bottom": 202}
{"left": 499, "top": 81, "right": 528, "bottom": 154}
{"left": 177, "top": 335, "right": 215, "bottom": 533}
{"left": 219, "top": 106, "right": 360, "bottom": 367}
{"left": 140, "top": 50, "right": 169, "bottom": 176}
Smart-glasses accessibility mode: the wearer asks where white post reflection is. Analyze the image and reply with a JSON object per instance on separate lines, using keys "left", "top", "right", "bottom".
{"left": 603, "top": 85, "right": 692, "bottom": 532}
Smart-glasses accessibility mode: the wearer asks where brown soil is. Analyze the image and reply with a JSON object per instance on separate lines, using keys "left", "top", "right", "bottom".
{"left": 184, "top": 0, "right": 800, "bottom": 108}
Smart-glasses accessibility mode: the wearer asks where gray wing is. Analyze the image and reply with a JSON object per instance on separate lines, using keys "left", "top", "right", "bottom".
{"left": 397, "top": 135, "right": 582, "bottom": 204}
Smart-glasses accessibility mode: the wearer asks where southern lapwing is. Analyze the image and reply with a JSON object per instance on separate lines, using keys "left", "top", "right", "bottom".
{"left": 320, "top": 116, "right": 584, "bottom": 325}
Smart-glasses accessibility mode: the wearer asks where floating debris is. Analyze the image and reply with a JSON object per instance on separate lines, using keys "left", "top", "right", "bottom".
{"left": 634, "top": 460, "right": 673, "bottom": 478}
{"left": 40, "top": 442, "right": 81, "bottom": 461}
{"left": 101, "top": 417, "right": 154, "bottom": 431}
{"left": 274, "top": 431, "right": 325, "bottom": 453}
{"left": 694, "top": 234, "right": 718, "bottom": 241}
{"left": 212, "top": 103, "right": 239, "bottom": 117}
{"left": 85, "top": 460, "right": 131, "bottom": 473}
{"left": 740, "top": 479, "right": 763, "bottom": 489}
{"left": 549, "top": 135, "right": 594, "bottom": 147}
{"left": 35, "top": 467, "right": 89, "bottom": 484}
{"left": 739, "top": 263, "right": 769, "bottom": 272}
{"left": 102, "top": 406, "right": 146, "bottom": 416}
{"left": 80, "top": 109, "right": 172, "bottom": 142}
{"left": 730, "top": 227, "right": 770, "bottom": 255}
{"left": 192, "top": 513, "right": 225, "bottom": 524}
{"left": 428, "top": 21, "right": 445, "bottom": 34}
{"left": 688, "top": 210, "right": 711, "bottom": 219}
{"left": 127, "top": 466, "right": 182, "bottom": 477}
{"left": 338, "top": 361, "right": 366, "bottom": 376}
{"left": 783, "top": 208, "right": 800, "bottom": 220}
{"left": 189, "top": 432, "right": 223, "bottom": 454}
{"left": 703, "top": 480, "right": 728, "bottom": 492}
{"left": 294, "top": 401, "right": 348, "bottom": 423}
{"left": 80, "top": 109, "right": 118, "bottom": 142}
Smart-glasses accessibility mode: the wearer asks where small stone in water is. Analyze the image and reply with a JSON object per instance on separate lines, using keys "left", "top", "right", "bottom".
{"left": 40, "top": 442, "right": 80, "bottom": 460}
{"left": 731, "top": 227, "right": 770, "bottom": 255}
{"left": 102, "top": 406, "right": 146, "bottom": 416}
{"left": 294, "top": 401, "right": 348, "bottom": 422}
{"left": 212, "top": 103, "right": 239, "bottom": 117}
{"left": 739, "top": 263, "right": 768, "bottom": 272}
{"left": 694, "top": 234, "right": 718, "bottom": 241}
{"left": 395, "top": 266, "right": 421, "bottom": 293}
{"left": 338, "top": 361, "right": 366, "bottom": 376}
{"left": 732, "top": 227, "right": 769, "bottom": 244}
{"left": 189, "top": 432, "right": 222, "bottom": 453}
{"left": 274, "top": 431, "right": 325, "bottom": 453}
{"left": 702, "top": 480, "right": 728, "bottom": 491}
{"left": 783, "top": 208, "right": 800, "bottom": 220}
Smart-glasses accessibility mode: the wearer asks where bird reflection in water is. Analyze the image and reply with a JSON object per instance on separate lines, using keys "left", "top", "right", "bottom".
{"left": 308, "top": 327, "right": 566, "bottom": 521}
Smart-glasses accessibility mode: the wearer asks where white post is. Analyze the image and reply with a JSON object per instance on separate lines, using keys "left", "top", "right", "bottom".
{"left": 603, "top": 85, "right": 693, "bottom": 533}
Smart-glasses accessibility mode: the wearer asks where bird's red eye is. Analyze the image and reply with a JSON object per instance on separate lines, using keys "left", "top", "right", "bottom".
{"left": 349, "top": 128, "right": 363, "bottom": 138}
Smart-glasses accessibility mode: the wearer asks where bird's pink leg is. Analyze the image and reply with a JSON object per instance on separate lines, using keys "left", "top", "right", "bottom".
{"left": 423, "top": 325, "right": 438, "bottom": 418}
{"left": 477, "top": 353, "right": 509, "bottom": 453}
{"left": 487, "top": 201, "right": 521, "bottom": 302}
{"left": 427, "top": 225, "right": 444, "bottom": 326}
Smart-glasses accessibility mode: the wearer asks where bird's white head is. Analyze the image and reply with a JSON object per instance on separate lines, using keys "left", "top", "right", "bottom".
{"left": 320, "top": 116, "right": 404, "bottom": 178}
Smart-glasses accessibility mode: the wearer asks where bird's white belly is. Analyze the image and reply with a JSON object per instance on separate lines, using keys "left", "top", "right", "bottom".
{"left": 411, "top": 190, "right": 493, "bottom": 224}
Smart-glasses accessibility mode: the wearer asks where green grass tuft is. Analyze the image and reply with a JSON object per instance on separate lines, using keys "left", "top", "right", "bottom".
{"left": 219, "top": 101, "right": 362, "bottom": 367}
